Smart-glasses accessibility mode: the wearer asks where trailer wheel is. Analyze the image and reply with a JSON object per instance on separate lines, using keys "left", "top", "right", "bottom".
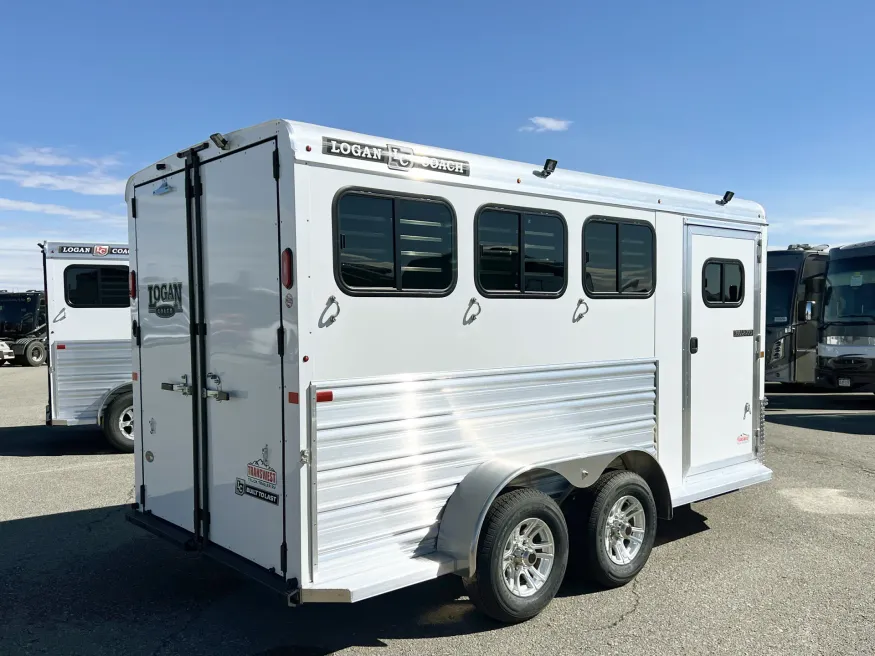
{"left": 463, "top": 488, "right": 569, "bottom": 623}
{"left": 24, "top": 341, "right": 46, "bottom": 367}
{"left": 578, "top": 470, "right": 657, "bottom": 588}
{"left": 104, "top": 392, "right": 135, "bottom": 453}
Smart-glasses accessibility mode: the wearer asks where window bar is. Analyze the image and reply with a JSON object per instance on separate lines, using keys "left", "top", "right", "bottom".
{"left": 392, "top": 198, "right": 402, "bottom": 291}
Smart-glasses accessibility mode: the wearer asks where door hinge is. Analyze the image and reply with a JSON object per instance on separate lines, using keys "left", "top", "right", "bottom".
{"left": 756, "top": 237, "right": 763, "bottom": 263}
{"left": 280, "top": 542, "right": 288, "bottom": 573}
{"left": 131, "top": 197, "right": 138, "bottom": 219}
{"left": 132, "top": 320, "right": 141, "bottom": 347}
{"left": 300, "top": 449, "right": 311, "bottom": 465}
{"left": 273, "top": 149, "right": 280, "bottom": 180}
{"left": 139, "top": 484, "right": 146, "bottom": 506}
{"left": 277, "top": 325, "right": 285, "bottom": 357}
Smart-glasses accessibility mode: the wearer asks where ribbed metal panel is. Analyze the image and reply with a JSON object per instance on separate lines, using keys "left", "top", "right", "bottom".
{"left": 312, "top": 359, "right": 657, "bottom": 584}
{"left": 52, "top": 340, "right": 132, "bottom": 424}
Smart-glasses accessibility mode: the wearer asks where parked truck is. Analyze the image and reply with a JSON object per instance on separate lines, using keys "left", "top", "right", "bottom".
{"left": 764, "top": 244, "right": 829, "bottom": 385}
{"left": 39, "top": 242, "right": 135, "bottom": 451}
{"left": 125, "top": 119, "right": 771, "bottom": 623}
{"left": 0, "top": 289, "right": 48, "bottom": 366}
{"left": 816, "top": 240, "right": 875, "bottom": 392}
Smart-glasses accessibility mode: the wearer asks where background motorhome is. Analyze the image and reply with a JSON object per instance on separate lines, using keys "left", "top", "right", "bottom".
{"left": 0, "top": 289, "right": 48, "bottom": 366}
{"left": 125, "top": 119, "right": 770, "bottom": 623}
{"left": 816, "top": 240, "right": 875, "bottom": 392}
{"left": 41, "top": 242, "right": 135, "bottom": 452}
{"left": 765, "top": 244, "right": 828, "bottom": 385}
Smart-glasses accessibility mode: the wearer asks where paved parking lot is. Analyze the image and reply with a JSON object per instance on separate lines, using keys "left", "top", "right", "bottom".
{"left": 1, "top": 366, "right": 874, "bottom": 656}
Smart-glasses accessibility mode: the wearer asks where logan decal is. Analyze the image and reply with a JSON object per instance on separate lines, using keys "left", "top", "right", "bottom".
{"left": 235, "top": 478, "right": 279, "bottom": 505}
{"left": 59, "top": 245, "right": 93, "bottom": 254}
{"left": 322, "top": 137, "right": 470, "bottom": 176}
{"left": 246, "top": 445, "right": 277, "bottom": 490}
{"left": 93, "top": 245, "right": 109, "bottom": 257}
{"left": 733, "top": 329, "right": 754, "bottom": 337}
{"left": 147, "top": 282, "right": 183, "bottom": 319}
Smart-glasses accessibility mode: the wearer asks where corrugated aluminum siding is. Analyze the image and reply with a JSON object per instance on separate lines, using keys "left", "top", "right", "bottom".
{"left": 52, "top": 340, "right": 131, "bottom": 424}
{"left": 312, "top": 359, "right": 657, "bottom": 583}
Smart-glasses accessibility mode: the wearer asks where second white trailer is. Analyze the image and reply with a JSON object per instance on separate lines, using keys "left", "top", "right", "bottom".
{"left": 126, "top": 120, "right": 771, "bottom": 622}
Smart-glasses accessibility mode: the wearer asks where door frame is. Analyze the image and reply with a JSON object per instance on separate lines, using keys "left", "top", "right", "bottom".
{"left": 682, "top": 220, "right": 763, "bottom": 478}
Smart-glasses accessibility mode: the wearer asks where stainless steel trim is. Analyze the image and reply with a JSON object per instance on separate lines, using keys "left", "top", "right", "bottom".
{"left": 308, "top": 383, "right": 319, "bottom": 582}
{"left": 682, "top": 225, "right": 692, "bottom": 475}
{"left": 685, "top": 452, "right": 756, "bottom": 478}
{"left": 752, "top": 235, "right": 763, "bottom": 459}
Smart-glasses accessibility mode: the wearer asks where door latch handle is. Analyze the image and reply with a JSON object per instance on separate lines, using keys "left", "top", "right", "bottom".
{"left": 161, "top": 374, "right": 191, "bottom": 396}
{"left": 690, "top": 337, "right": 699, "bottom": 354}
{"left": 202, "top": 372, "right": 230, "bottom": 401}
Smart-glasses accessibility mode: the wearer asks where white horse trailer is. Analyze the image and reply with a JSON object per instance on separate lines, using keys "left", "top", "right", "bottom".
{"left": 125, "top": 120, "right": 771, "bottom": 622}
{"left": 41, "top": 242, "right": 135, "bottom": 452}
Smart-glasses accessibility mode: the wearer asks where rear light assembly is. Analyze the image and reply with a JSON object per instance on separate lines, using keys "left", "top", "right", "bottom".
{"left": 281, "top": 248, "right": 293, "bottom": 289}
{"left": 129, "top": 270, "right": 137, "bottom": 299}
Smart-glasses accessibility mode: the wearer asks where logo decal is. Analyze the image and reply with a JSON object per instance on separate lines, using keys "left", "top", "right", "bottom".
{"left": 236, "top": 477, "right": 278, "bottom": 505}
{"left": 153, "top": 179, "right": 175, "bottom": 196}
{"left": 246, "top": 445, "right": 277, "bottom": 490}
{"left": 322, "top": 137, "right": 470, "bottom": 177}
{"left": 147, "top": 282, "right": 183, "bottom": 319}
{"left": 737, "top": 433, "right": 750, "bottom": 444}
{"left": 93, "top": 245, "right": 109, "bottom": 257}
{"left": 59, "top": 245, "right": 93, "bottom": 254}
{"left": 733, "top": 329, "right": 754, "bottom": 337}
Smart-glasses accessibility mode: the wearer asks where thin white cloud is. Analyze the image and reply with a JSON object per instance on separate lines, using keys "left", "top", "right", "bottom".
{"left": 518, "top": 116, "right": 573, "bottom": 133}
{"left": 0, "top": 197, "right": 125, "bottom": 226}
{"left": 0, "top": 146, "right": 126, "bottom": 196}
{"left": 769, "top": 213, "right": 874, "bottom": 249}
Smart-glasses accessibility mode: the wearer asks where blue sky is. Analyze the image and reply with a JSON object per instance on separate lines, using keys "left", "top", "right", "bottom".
{"left": 1, "top": 0, "right": 873, "bottom": 288}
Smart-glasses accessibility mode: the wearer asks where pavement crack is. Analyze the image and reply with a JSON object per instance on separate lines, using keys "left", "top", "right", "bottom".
{"left": 580, "top": 578, "right": 642, "bottom": 633}
{"left": 84, "top": 507, "right": 119, "bottom": 533}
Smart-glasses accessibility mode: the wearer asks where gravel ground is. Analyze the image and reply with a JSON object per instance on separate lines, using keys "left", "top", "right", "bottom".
{"left": 1, "top": 366, "right": 874, "bottom": 656}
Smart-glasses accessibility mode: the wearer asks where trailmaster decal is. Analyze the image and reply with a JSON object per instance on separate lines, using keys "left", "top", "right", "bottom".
{"left": 236, "top": 445, "right": 279, "bottom": 505}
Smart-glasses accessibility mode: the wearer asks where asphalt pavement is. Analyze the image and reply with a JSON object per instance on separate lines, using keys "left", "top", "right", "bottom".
{"left": 1, "top": 366, "right": 874, "bottom": 656}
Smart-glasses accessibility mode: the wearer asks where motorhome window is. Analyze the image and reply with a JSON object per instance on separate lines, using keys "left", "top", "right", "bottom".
{"left": 702, "top": 259, "right": 745, "bottom": 307}
{"left": 766, "top": 269, "right": 796, "bottom": 325}
{"left": 583, "top": 218, "right": 655, "bottom": 297}
{"left": 335, "top": 190, "right": 455, "bottom": 294}
{"left": 64, "top": 265, "right": 130, "bottom": 308}
{"left": 476, "top": 207, "right": 566, "bottom": 296}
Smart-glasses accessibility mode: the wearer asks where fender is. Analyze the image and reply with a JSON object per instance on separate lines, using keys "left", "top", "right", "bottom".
{"left": 97, "top": 382, "right": 133, "bottom": 427}
{"left": 436, "top": 446, "right": 669, "bottom": 578}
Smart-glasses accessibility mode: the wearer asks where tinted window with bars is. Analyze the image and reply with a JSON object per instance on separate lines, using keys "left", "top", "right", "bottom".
{"left": 64, "top": 265, "right": 130, "bottom": 308}
{"left": 702, "top": 259, "right": 744, "bottom": 306}
{"left": 477, "top": 208, "right": 566, "bottom": 295}
{"left": 336, "top": 191, "right": 455, "bottom": 293}
{"left": 583, "top": 219, "right": 655, "bottom": 297}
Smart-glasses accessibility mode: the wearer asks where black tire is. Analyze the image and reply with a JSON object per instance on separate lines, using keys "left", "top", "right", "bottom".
{"left": 575, "top": 470, "right": 657, "bottom": 588}
{"left": 104, "top": 392, "right": 135, "bottom": 453}
{"left": 24, "top": 341, "right": 46, "bottom": 367}
{"left": 463, "top": 488, "right": 569, "bottom": 623}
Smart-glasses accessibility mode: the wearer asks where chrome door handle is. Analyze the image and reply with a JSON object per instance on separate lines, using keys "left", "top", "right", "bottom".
{"left": 161, "top": 374, "right": 191, "bottom": 396}
{"left": 203, "top": 372, "right": 230, "bottom": 401}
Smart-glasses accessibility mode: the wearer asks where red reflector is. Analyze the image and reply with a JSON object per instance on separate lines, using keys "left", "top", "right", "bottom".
{"left": 316, "top": 391, "right": 333, "bottom": 403}
{"left": 281, "top": 248, "right": 293, "bottom": 289}
{"left": 56, "top": 344, "right": 66, "bottom": 350}
{"left": 132, "top": 372, "right": 138, "bottom": 381}
{"left": 288, "top": 392, "right": 299, "bottom": 404}
{"left": 129, "top": 270, "right": 137, "bottom": 299}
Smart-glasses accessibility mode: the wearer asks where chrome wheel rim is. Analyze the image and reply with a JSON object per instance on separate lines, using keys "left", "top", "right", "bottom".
{"left": 604, "top": 495, "right": 646, "bottom": 565}
{"left": 501, "top": 518, "right": 555, "bottom": 598}
{"left": 30, "top": 345, "right": 43, "bottom": 362}
{"left": 118, "top": 406, "right": 135, "bottom": 441}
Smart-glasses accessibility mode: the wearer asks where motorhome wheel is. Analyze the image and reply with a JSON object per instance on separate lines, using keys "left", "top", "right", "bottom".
{"left": 463, "top": 488, "right": 568, "bottom": 623}
{"left": 580, "top": 471, "right": 657, "bottom": 588}
{"left": 104, "top": 392, "right": 135, "bottom": 453}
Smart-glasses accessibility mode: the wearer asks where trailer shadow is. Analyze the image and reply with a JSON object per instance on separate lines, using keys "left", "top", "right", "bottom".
{"left": 0, "top": 501, "right": 713, "bottom": 656}
{"left": 765, "top": 391, "right": 875, "bottom": 436}
{"left": 0, "top": 423, "right": 113, "bottom": 456}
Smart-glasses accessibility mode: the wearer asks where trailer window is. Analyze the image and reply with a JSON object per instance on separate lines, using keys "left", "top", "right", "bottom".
{"left": 702, "top": 259, "right": 745, "bottom": 307}
{"left": 335, "top": 190, "right": 455, "bottom": 295}
{"left": 476, "top": 207, "right": 566, "bottom": 296}
{"left": 64, "top": 265, "right": 130, "bottom": 308}
{"left": 583, "top": 218, "right": 655, "bottom": 297}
